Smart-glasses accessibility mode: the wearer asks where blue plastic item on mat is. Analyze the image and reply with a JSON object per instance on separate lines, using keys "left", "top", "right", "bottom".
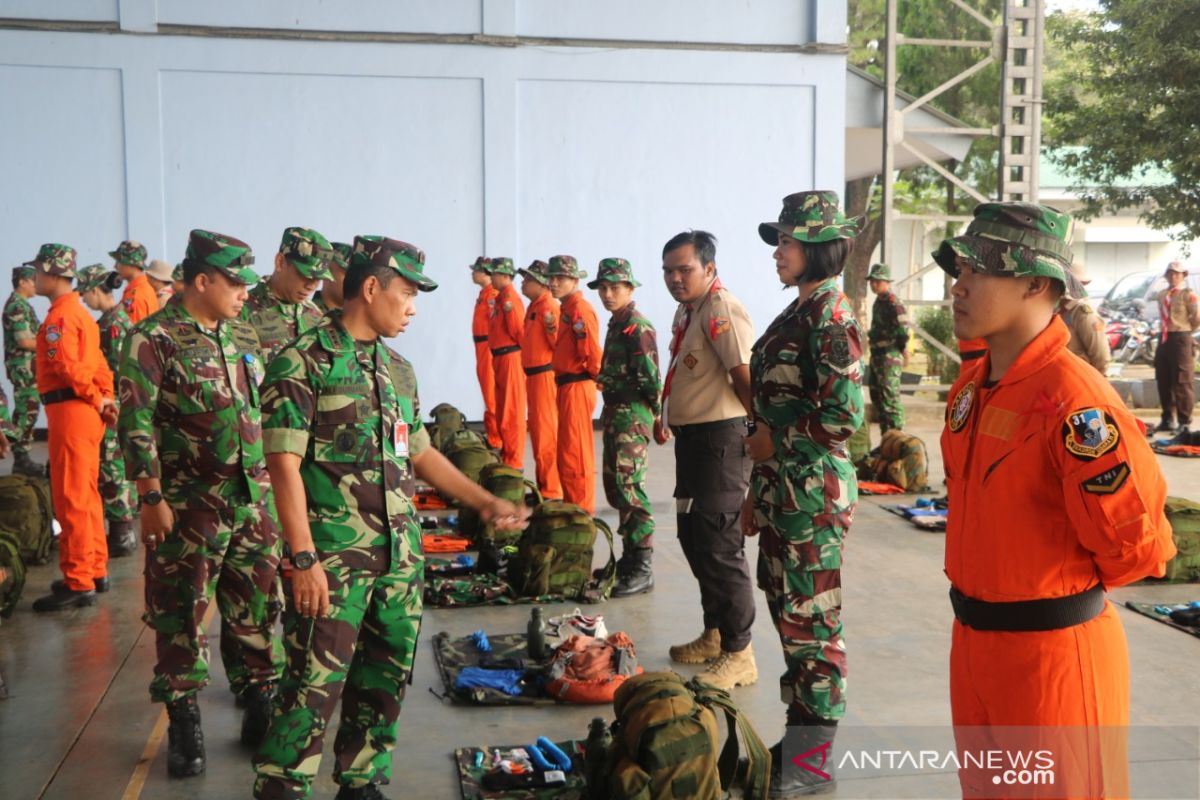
{"left": 470, "top": 629, "right": 492, "bottom": 652}
{"left": 456, "top": 554, "right": 476, "bottom": 568}
{"left": 447, "top": 515, "right": 459, "bottom": 527}
{"left": 455, "top": 667, "right": 525, "bottom": 696}
{"left": 914, "top": 497, "right": 935, "bottom": 508}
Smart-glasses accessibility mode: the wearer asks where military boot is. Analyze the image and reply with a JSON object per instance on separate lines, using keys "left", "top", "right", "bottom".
{"left": 107, "top": 519, "right": 138, "bottom": 558}
{"left": 240, "top": 682, "right": 276, "bottom": 747}
{"left": 768, "top": 723, "right": 839, "bottom": 797}
{"left": 11, "top": 451, "right": 45, "bottom": 477}
{"left": 32, "top": 587, "right": 97, "bottom": 612}
{"left": 612, "top": 547, "right": 654, "bottom": 597}
{"left": 334, "top": 784, "right": 388, "bottom": 799}
{"left": 668, "top": 628, "right": 721, "bottom": 664}
{"left": 166, "top": 695, "right": 205, "bottom": 777}
{"left": 695, "top": 644, "right": 757, "bottom": 690}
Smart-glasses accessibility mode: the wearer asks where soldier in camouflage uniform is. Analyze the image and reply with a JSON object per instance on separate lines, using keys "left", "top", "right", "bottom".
{"left": 588, "top": 258, "right": 661, "bottom": 597}
{"left": 312, "top": 241, "right": 351, "bottom": 315}
{"left": 253, "top": 235, "right": 524, "bottom": 800}
{"left": 240, "top": 227, "right": 333, "bottom": 364}
{"left": 748, "top": 191, "right": 864, "bottom": 798}
{"left": 3, "top": 263, "right": 42, "bottom": 475}
{"left": 866, "top": 263, "right": 909, "bottom": 433}
{"left": 118, "top": 229, "right": 283, "bottom": 778}
{"left": 77, "top": 264, "right": 138, "bottom": 557}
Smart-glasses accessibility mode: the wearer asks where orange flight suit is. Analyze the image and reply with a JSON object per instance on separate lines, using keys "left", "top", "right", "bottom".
{"left": 553, "top": 291, "right": 602, "bottom": 513}
{"left": 38, "top": 293, "right": 114, "bottom": 592}
{"left": 121, "top": 272, "right": 160, "bottom": 326}
{"left": 522, "top": 291, "right": 562, "bottom": 499}
{"left": 473, "top": 285, "right": 502, "bottom": 448}
{"left": 957, "top": 337, "right": 987, "bottom": 363}
{"left": 488, "top": 284, "right": 526, "bottom": 468}
{"left": 942, "top": 317, "right": 1174, "bottom": 798}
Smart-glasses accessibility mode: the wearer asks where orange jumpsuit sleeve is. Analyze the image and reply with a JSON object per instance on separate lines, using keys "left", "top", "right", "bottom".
{"left": 543, "top": 298, "right": 561, "bottom": 347}
{"left": 580, "top": 303, "right": 603, "bottom": 377}
{"left": 503, "top": 289, "right": 525, "bottom": 344}
{"left": 43, "top": 309, "right": 114, "bottom": 408}
{"left": 1055, "top": 402, "right": 1175, "bottom": 588}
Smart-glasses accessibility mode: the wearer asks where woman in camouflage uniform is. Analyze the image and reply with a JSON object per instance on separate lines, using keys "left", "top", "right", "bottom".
{"left": 744, "top": 191, "right": 865, "bottom": 798}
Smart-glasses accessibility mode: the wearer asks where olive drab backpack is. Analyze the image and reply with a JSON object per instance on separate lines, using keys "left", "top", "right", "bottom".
{"left": 507, "top": 501, "right": 617, "bottom": 602}
{"left": 869, "top": 429, "right": 930, "bottom": 492}
{"left": 0, "top": 531, "right": 26, "bottom": 619}
{"left": 590, "top": 671, "right": 770, "bottom": 800}
{"left": 1162, "top": 497, "right": 1200, "bottom": 583}
{"left": 441, "top": 429, "right": 499, "bottom": 486}
{"left": 0, "top": 475, "right": 54, "bottom": 566}
{"left": 427, "top": 402, "right": 469, "bottom": 454}
{"left": 458, "top": 463, "right": 543, "bottom": 545}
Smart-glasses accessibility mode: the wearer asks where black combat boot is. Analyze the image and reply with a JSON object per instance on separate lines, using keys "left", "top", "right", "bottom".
{"left": 166, "top": 695, "right": 205, "bottom": 777}
{"left": 240, "top": 682, "right": 277, "bottom": 747}
{"left": 612, "top": 547, "right": 654, "bottom": 597}
{"left": 334, "top": 783, "right": 388, "bottom": 799}
{"left": 12, "top": 451, "right": 46, "bottom": 477}
{"left": 32, "top": 587, "right": 96, "bottom": 612}
{"left": 52, "top": 577, "right": 109, "bottom": 594}
{"left": 768, "top": 721, "right": 838, "bottom": 798}
{"left": 106, "top": 519, "right": 138, "bottom": 558}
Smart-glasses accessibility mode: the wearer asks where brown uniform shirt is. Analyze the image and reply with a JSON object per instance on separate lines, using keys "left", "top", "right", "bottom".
{"left": 664, "top": 281, "right": 753, "bottom": 426}
{"left": 1059, "top": 298, "right": 1110, "bottom": 374}
{"left": 1157, "top": 287, "right": 1200, "bottom": 333}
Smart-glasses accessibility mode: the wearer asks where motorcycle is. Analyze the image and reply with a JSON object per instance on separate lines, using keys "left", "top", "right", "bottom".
{"left": 1112, "top": 318, "right": 1158, "bottom": 365}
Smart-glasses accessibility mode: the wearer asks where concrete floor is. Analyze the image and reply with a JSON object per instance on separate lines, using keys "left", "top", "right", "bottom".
{"left": 1, "top": 418, "right": 1198, "bottom": 800}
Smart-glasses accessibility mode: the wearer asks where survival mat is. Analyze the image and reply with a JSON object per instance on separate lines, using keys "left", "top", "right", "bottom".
{"left": 883, "top": 499, "right": 948, "bottom": 532}
{"left": 1123, "top": 601, "right": 1200, "bottom": 638}
{"left": 455, "top": 739, "right": 587, "bottom": 800}
{"left": 433, "top": 631, "right": 556, "bottom": 706}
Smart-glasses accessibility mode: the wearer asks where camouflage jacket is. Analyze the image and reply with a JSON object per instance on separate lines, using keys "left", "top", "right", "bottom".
{"left": 118, "top": 299, "right": 271, "bottom": 511}
{"left": 596, "top": 302, "right": 662, "bottom": 414}
{"left": 311, "top": 290, "right": 335, "bottom": 316}
{"left": 260, "top": 312, "right": 428, "bottom": 571}
{"left": 2, "top": 293, "right": 37, "bottom": 369}
{"left": 868, "top": 291, "right": 908, "bottom": 354}
{"left": 750, "top": 278, "right": 864, "bottom": 477}
{"left": 239, "top": 279, "right": 324, "bottom": 364}
{"left": 98, "top": 304, "right": 133, "bottom": 373}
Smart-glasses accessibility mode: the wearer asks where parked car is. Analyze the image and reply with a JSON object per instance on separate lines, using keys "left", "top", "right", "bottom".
{"left": 1100, "top": 270, "right": 1200, "bottom": 323}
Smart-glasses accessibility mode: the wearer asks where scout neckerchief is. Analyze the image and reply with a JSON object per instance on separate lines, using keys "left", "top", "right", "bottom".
{"left": 661, "top": 277, "right": 723, "bottom": 414}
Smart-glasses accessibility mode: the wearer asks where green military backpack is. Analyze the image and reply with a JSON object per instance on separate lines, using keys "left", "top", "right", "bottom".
{"left": 1162, "top": 497, "right": 1200, "bottom": 583}
{"left": 427, "top": 402, "right": 469, "bottom": 453}
{"left": 458, "top": 463, "right": 543, "bottom": 545}
{"left": 0, "top": 475, "right": 54, "bottom": 566}
{"left": 507, "top": 501, "right": 617, "bottom": 602}
{"left": 0, "top": 531, "right": 26, "bottom": 619}
{"left": 869, "top": 429, "right": 930, "bottom": 492}
{"left": 441, "top": 429, "right": 499, "bottom": 486}
{"left": 591, "top": 671, "right": 770, "bottom": 800}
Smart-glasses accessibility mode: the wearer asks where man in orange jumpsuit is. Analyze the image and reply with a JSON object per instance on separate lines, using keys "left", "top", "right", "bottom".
{"left": 111, "top": 240, "right": 160, "bottom": 325}
{"left": 934, "top": 203, "right": 1175, "bottom": 798}
{"left": 519, "top": 260, "right": 562, "bottom": 499}
{"left": 488, "top": 258, "right": 526, "bottom": 468}
{"left": 547, "top": 255, "right": 602, "bottom": 513}
{"left": 28, "top": 244, "right": 117, "bottom": 612}
{"left": 470, "top": 257, "right": 502, "bottom": 449}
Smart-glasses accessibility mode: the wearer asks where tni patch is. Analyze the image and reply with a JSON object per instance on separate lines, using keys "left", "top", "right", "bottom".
{"left": 1082, "top": 462, "right": 1130, "bottom": 495}
{"left": 1063, "top": 408, "right": 1120, "bottom": 460}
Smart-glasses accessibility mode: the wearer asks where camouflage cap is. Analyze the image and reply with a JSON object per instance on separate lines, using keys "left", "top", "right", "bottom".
{"left": 13, "top": 263, "right": 35, "bottom": 281}
{"left": 758, "top": 190, "right": 862, "bottom": 245}
{"left": 867, "top": 263, "right": 892, "bottom": 282}
{"left": 488, "top": 257, "right": 516, "bottom": 277}
{"left": 183, "top": 229, "right": 259, "bottom": 286}
{"left": 350, "top": 235, "right": 438, "bottom": 292}
{"left": 108, "top": 240, "right": 147, "bottom": 268}
{"left": 33, "top": 243, "right": 78, "bottom": 279}
{"left": 586, "top": 257, "right": 641, "bottom": 289}
{"left": 76, "top": 263, "right": 118, "bottom": 293}
{"left": 932, "top": 202, "right": 1082, "bottom": 298}
{"left": 171, "top": 263, "right": 183, "bottom": 283}
{"left": 331, "top": 242, "right": 352, "bottom": 271}
{"left": 470, "top": 256, "right": 493, "bottom": 274}
{"left": 517, "top": 259, "right": 550, "bottom": 284}
{"left": 544, "top": 255, "right": 587, "bottom": 280}
{"left": 279, "top": 227, "right": 335, "bottom": 280}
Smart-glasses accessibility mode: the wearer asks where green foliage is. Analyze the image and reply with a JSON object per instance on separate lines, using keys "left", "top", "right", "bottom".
{"left": 916, "top": 306, "right": 960, "bottom": 384}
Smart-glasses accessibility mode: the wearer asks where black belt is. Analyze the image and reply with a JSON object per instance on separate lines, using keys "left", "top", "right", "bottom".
{"left": 491, "top": 345, "right": 520, "bottom": 357}
{"left": 949, "top": 584, "right": 1105, "bottom": 632}
{"left": 524, "top": 364, "right": 553, "bottom": 376}
{"left": 555, "top": 372, "right": 592, "bottom": 386}
{"left": 41, "top": 388, "right": 80, "bottom": 406}
{"left": 473, "top": 335, "right": 488, "bottom": 343}
{"left": 669, "top": 417, "right": 747, "bottom": 436}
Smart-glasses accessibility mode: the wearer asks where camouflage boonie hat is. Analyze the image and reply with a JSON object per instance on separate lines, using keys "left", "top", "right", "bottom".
{"left": 331, "top": 242, "right": 352, "bottom": 271}
{"left": 470, "top": 256, "right": 492, "bottom": 274}
{"left": 518, "top": 259, "right": 550, "bottom": 284}
{"left": 13, "top": 263, "right": 35, "bottom": 282}
{"left": 108, "top": 240, "right": 147, "bottom": 268}
{"left": 350, "top": 235, "right": 438, "bottom": 292}
{"left": 758, "top": 190, "right": 862, "bottom": 245}
{"left": 867, "top": 263, "right": 892, "bottom": 281}
{"left": 76, "top": 263, "right": 117, "bottom": 293}
{"left": 489, "top": 257, "right": 516, "bottom": 277}
{"left": 586, "top": 258, "right": 641, "bottom": 289}
{"left": 183, "top": 229, "right": 259, "bottom": 286}
{"left": 279, "top": 227, "right": 334, "bottom": 280}
{"left": 544, "top": 255, "right": 587, "bottom": 280}
{"left": 932, "top": 202, "right": 1081, "bottom": 298}
{"left": 33, "top": 243, "right": 78, "bottom": 279}
{"left": 171, "top": 263, "right": 183, "bottom": 283}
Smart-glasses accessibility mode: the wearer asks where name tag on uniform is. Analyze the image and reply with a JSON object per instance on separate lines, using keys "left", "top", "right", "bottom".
{"left": 394, "top": 421, "right": 410, "bottom": 457}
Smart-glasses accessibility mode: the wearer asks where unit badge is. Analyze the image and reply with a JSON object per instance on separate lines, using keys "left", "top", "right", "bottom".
{"left": 1082, "top": 462, "right": 1130, "bottom": 495}
{"left": 948, "top": 381, "right": 974, "bottom": 433}
{"left": 1063, "top": 407, "right": 1120, "bottom": 460}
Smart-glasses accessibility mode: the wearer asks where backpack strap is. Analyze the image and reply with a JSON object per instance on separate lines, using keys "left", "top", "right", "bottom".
{"left": 688, "top": 680, "right": 771, "bottom": 800}
{"left": 523, "top": 478, "right": 544, "bottom": 508}
{"left": 586, "top": 517, "right": 618, "bottom": 601}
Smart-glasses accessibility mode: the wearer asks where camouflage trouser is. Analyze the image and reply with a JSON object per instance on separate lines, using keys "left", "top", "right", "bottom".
{"left": 867, "top": 350, "right": 904, "bottom": 433}
{"left": 5, "top": 362, "right": 37, "bottom": 456}
{"left": 601, "top": 401, "right": 654, "bottom": 547}
{"left": 752, "top": 461, "right": 856, "bottom": 721}
{"left": 254, "top": 553, "right": 424, "bottom": 800}
{"left": 144, "top": 501, "right": 283, "bottom": 703}
{"left": 99, "top": 426, "right": 135, "bottom": 523}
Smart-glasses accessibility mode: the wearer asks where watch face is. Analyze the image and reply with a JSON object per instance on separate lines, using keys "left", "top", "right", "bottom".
{"left": 293, "top": 551, "right": 316, "bottom": 570}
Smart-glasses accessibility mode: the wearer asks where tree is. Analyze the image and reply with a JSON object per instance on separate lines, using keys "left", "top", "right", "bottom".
{"left": 1047, "top": 1, "right": 1200, "bottom": 242}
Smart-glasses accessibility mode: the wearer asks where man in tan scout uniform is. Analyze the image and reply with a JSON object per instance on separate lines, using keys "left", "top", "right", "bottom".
{"left": 1154, "top": 261, "right": 1200, "bottom": 434}
{"left": 1057, "top": 262, "right": 1110, "bottom": 374}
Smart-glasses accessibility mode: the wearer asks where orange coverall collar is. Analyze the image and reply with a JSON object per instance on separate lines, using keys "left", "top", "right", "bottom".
{"left": 980, "top": 315, "right": 1070, "bottom": 390}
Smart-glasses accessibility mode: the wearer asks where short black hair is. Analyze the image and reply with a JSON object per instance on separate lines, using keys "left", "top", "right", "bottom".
{"left": 12, "top": 273, "right": 31, "bottom": 289}
{"left": 92, "top": 272, "right": 122, "bottom": 295}
{"left": 343, "top": 264, "right": 397, "bottom": 300}
{"left": 800, "top": 239, "right": 853, "bottom": 282}
{"left": 182, "top": 259, "right": 217, "bottom": 286}
{"left": 662, "top": 230, "right": 718, "bottom": 266}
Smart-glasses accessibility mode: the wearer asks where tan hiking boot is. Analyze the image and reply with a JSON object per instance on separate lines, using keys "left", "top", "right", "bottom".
{"left": 695, "top": 644, "right": 757, "bottom": 690}
{"left": 668, "top": 628, "right": 722, "bottom": 664}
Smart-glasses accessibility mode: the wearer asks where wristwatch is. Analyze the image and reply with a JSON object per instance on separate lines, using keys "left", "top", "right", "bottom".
{"left": 140, "top": 490, "right": 163, "bottom": 507}
{"left": 292, "top": 550, "right": 319, "bottom": 571}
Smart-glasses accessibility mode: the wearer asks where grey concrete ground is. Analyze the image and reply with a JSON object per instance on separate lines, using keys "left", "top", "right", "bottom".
{"left": 0, "top": 418, "right": 1198, "bottom": 800}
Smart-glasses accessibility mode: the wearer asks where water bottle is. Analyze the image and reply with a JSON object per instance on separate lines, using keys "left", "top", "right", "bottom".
{"left": 527, "top": 607, "right": 547, "bottom": 659}
{"left": 584, "top": 717, "right": 611, "bottom": 799}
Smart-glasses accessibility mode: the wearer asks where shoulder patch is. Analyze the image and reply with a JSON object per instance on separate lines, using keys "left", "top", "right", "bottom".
{"left": 503, "top": 300, "right": 513, "bottom": 312}
{"left": 948, "top": 381, "right": 975, "bottom": 433}
{"left": 1082, "top": 462, "right": 1130, "bottom": 495}
{"left": 45, "top": 324, "right": 62, "bottom": 343}
{"left": 544, "top": 311, "right": 556, "bottom": 326}
{"left": 709, "top": 316, "right": 730, "bottom": 339}
{"left": 1062, "top": 408, "right": 1120, "bottom": 460}
{"left": 825, "top": 322, "right": 854, "bottom": 369}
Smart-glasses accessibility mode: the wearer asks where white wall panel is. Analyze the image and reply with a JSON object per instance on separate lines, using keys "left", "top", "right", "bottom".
{"left": 1, "top": 0, "right": 117, "bottom": 22}
{"left": 156, "top": 0, "right": 482, "bottom": 34}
